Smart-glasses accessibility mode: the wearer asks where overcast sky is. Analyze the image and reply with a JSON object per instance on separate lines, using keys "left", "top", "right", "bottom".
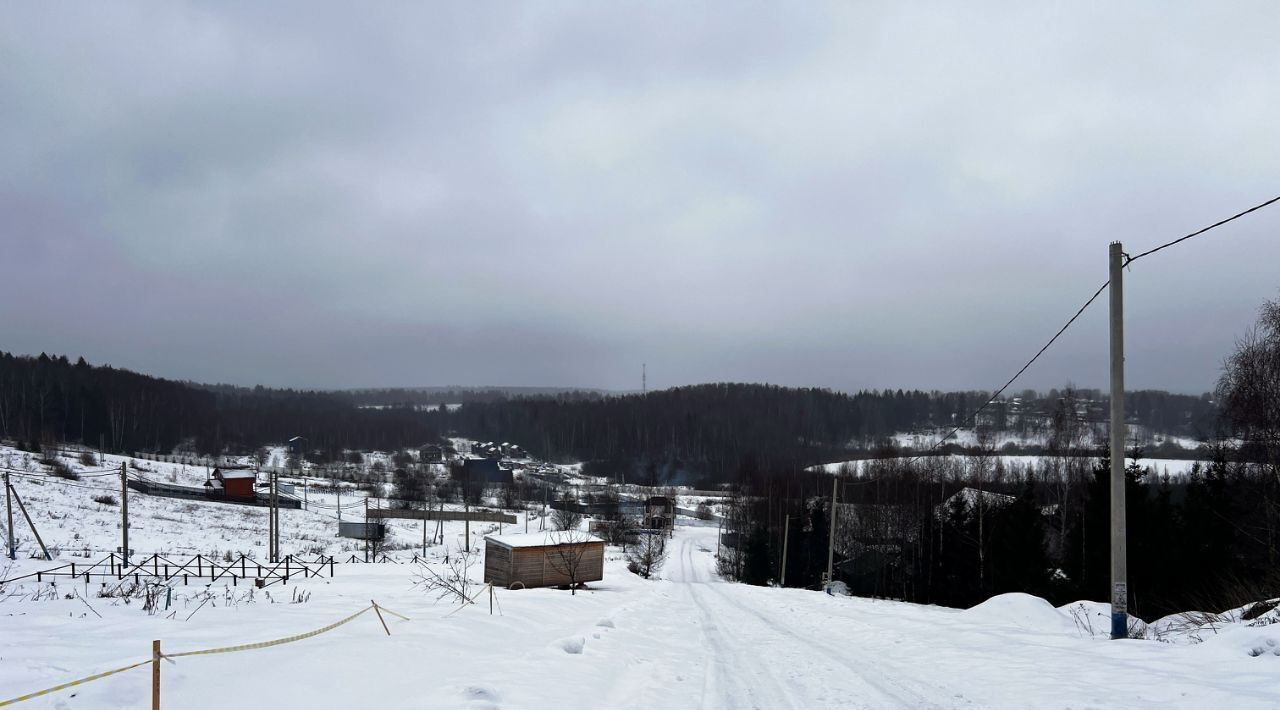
{"left": 2, "top": 2, "right": 1279, "bottom": 394}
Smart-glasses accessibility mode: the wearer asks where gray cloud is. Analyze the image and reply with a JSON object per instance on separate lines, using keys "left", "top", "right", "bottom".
{"left": 2, "top": 1, "right": 1279, "bottom": 392}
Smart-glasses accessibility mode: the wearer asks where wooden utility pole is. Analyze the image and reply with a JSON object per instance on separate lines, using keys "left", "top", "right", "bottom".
{"left": 4, "top": 471, "right": 15, "bottom": 559}
{"left": 120, "top": 462, "right": 129, "bottom": 568}
{"left": 464, "top": 468, "right": 471, "bottom": 553}
{"left": 780, "top": 514, "right": 790, "bottom": 587}
{"left": 1109, "top": 241, "right": 1128, "bottom": 639}
{"left": 826, "top": 475, "right": 838, "bottom": 592}
{"left": 10, "top": 484, "right": 50, "bottom": 560}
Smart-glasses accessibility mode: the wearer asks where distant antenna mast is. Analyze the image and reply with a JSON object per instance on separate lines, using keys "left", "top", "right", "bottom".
{"left": 642, "top": 363, "right": 647, "bottom": 395}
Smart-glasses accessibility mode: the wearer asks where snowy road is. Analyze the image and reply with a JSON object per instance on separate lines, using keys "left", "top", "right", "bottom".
{"left": 667, "top": 529, "right": 961, "bottom": 710}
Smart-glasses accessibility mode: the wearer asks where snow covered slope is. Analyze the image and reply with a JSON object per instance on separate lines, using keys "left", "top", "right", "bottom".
{"left": 3, "top": 522, "right": 1278, "bottom": 708}
{"left": 2, "top": 446, "right": 1277, "bottom": 709}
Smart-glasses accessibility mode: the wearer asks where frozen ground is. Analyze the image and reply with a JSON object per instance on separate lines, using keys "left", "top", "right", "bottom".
{"left": 3, "top": 448, "right": 1278, "bottom": 709}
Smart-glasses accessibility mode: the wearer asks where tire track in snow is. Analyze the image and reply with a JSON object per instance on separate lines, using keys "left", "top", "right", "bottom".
{"left": 701, "top": 582, "right": 962, "bottom": 708}
{"left": 673, "top": 534, "right": 936, "bottom": 710}
{"left": 675, "top": 535, "right": 802, "bottom": 710}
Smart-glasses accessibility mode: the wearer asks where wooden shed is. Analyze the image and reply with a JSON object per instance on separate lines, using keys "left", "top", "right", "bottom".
{"left": 211, "top": 468, "right": 257, "bottom": 498}
{"left": 483, "top": 532, "right": 605, "bottom": 589}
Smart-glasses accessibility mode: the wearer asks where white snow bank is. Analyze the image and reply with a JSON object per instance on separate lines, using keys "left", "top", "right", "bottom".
{"left": 1199, "top": 624, "right": 1280, "bottom": 659}
{"left": 964, "top": 593, "right": 1077, "bottom": 633}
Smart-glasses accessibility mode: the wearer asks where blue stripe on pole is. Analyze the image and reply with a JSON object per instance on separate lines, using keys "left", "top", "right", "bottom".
{"left": 1111, "top": 613, "right": 1127, "bottom": 639}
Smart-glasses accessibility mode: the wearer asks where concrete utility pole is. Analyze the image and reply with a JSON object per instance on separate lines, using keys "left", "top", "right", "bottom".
{"left": 5, "top": 471, "right": 15, "bottom": 560}
{"left": 780, "top": 514, "right": 790, "bottom": 587}
{"left": 1109, "top": 240, "right": 1128, "bottom": 640}
{"left": 120, "top": 462, "right": 129, "bottom": 568}
{"left": 270, "top": 469, "right": 279, "bottom": 563}
{"left": 826, "top": 475, "right": 838, "bottom": 592}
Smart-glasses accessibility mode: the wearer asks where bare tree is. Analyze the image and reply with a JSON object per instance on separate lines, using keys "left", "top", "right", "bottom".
{"left": 552, "top": 493, "right": 584, "bottom": 531}
{"left": 626, "top": 531, "right": 667, "bottom": 579}
{"left": 1217, "top": 298, "right": 1280, "bottom": 564}
{"left": 545, "top": 531, "right": 593, "bottom": 595}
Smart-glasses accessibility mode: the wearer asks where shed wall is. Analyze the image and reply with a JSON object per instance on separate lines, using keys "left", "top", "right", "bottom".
{"left": 484, "top": 541, "right": 605, "bottom": 589}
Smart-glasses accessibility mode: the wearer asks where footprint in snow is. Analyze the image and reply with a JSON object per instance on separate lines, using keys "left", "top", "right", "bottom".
{"left": 555, "top": 636, "right": 586, "bottom": 654}
{"left": 462, "top": 685, "right": 502, "bottom": 709}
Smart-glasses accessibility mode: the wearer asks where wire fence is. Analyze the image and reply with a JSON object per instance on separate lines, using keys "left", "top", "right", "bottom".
{"left": 0, "top": 599, "right": 412, "bottom": 708}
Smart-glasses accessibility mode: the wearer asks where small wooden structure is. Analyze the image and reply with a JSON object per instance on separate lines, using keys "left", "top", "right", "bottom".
{"left": 483, "top": 532, "right": 605, "bottom": 589}
{"left": 338, "top": 521, "right": 386, "bottom": 540}
{"left": 210, "top": 468, "right": 257, "bottom": 498}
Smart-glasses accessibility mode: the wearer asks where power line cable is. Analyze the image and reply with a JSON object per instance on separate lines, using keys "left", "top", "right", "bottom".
{"left": 1125, "top": 193, "right": 1280, "bottom": 265}
{"left": 901, "top": 193, "right": 1280, "bottom": 465}
{"left": 905, "top": 279, "right": 1110, "bottom": 464}
{"left": 5, "top": 471, "right": 108, "bottom": 491}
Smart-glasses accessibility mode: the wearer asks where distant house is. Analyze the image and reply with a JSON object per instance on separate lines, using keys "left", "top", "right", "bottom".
{"left": 483, "top": 532, "right": 605, "bottom": 589}
{"left": 420, "top": 445, "right": 444, "bottom": 464}
{"left": 460, "top": 458, "right": 513, "bottom": 485}
{"left": 644, "top": 496, "right": 674, "bottom": 530}
{"left": 209, "top": 468, "right": 257, "bottom": 499}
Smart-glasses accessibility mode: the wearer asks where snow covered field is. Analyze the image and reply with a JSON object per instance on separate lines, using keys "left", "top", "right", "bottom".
{"left": 889, "top": 429, "right": 1203, "bottom": 452}
{"left": 0, "top": 448, "right": 479, "bottom": 560}
{"left": 3, "top": 524, "right": 1279, "bottom": 709}
{"left": 3, "top": 446, "right": 1278, "bottom": 709}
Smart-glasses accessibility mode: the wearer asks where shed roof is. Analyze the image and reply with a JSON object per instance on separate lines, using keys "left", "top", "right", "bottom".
{"left": 484, "top": 531, "right": 604, "bottom": 549}
{"left": 216, "top": 469, "right": 257, "bottom": 480}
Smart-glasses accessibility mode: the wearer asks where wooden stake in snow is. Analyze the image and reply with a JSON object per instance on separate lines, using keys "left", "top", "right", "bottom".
{"left": 152, "top": 640, "right": 161, "bottom": 710}
{"left": 372, "top": 600, "right": 390, "bottom": 635}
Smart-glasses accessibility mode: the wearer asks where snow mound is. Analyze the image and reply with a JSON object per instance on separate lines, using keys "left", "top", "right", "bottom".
{"left": 964, "top": 593, "right": 1075, "bottom": 633}
{"left": 555, "top": 636, "right": 586, "bottom": 654}
{"left": 1196, "top": 623, "right": 1280, "bottom": 659}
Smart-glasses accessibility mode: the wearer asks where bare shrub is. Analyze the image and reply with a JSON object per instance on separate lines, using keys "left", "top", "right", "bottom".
{"left": 412, "top": 548, "right": 479, "bottom": 606}
{"left": 92, "top": 494, "right": 118, "bottom": 506}
{"left": 48, "top": 460, "right": 79, "bottom": 480}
